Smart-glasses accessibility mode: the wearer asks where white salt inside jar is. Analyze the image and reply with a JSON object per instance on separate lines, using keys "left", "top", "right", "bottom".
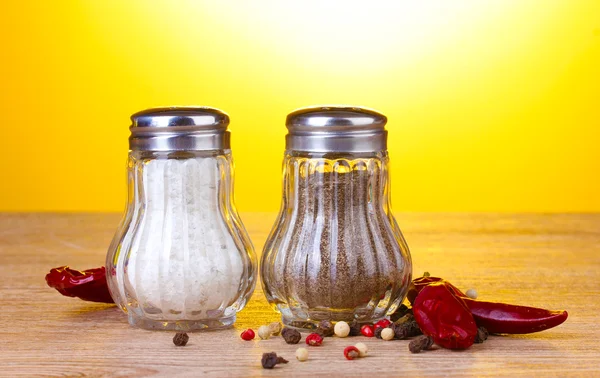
{"left": 126, "top": 157, "right": 243, "bottom": 318}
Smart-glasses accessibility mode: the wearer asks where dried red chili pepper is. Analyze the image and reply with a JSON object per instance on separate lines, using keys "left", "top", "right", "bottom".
{"left": 408, "top": 275, "right": 568, "bottom": 335}
{"left": 413, "top": 281, "right": 478, "bottom": 350}
{"left": 407, "top": 276, "right": 465, "bottom": 305}
{"left": 45, "top": 266, "right": 113, "bottom": 303}
{"left": 462, "top": 298, "right": 568, "bottom": 334}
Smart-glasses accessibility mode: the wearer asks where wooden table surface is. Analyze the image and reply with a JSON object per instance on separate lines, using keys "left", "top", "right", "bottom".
{"left": 0, "top": 213, "right": 598, "bottom": 377}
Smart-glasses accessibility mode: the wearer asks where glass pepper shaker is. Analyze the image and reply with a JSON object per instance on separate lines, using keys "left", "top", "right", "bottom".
{"left": 106, "top": 107, "right": 257, "bottom": 331}
{"left": 261, "top": 106, "right": 412, "bottom": 329}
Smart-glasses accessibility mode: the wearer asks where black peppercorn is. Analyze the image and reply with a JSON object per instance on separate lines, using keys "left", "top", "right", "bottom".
{"left": 281, "top": 327, "right": 302, "bottom": 344}
{"left": 393, "top": 313, "right": 415, "bottom": 325}
{"left": 172, "top": 332, "right": 189, "bottom": 347}
{"left": 316, "top": 320, "right": 335, "bottom": 337}
{"left": 374, "top": 327, "right": 384, "bottom": 339}
{"left": 392, "top": 320, "right": 422, "bottom": 339}
{"left": 409, "top": 335, "right": 434, "bottom": 353}
{"left": 474, "top": 326, "right": 489, "bottom": 343}
{"left": 349, "top": 320, "right": 362, "bottom": 337}
{"left": 261, "top": 352, "right": 289, "bottom": 369}
{"left": 390, "top": 304, "right": 413, "bottom": 322}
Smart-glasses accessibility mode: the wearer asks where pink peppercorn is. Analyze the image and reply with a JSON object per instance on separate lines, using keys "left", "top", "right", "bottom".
{"left": 360, "top": 324, "right": 374, "bottom": 337}
{"left": 374, "top": 319, "right": 392, "bottom": 331}
{"left": 344, "top": 346, "right": 360, "bottom": 360}
{"left": 240, "top": 329, "right": 255, "bottom": 341}
{"left": 305, "top": 333, "right": 323, "bottom": 346}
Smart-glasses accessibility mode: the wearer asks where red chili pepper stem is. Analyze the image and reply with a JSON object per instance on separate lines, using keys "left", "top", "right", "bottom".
{"left": 407, "top": 276, "right": 465, "bottom": 305}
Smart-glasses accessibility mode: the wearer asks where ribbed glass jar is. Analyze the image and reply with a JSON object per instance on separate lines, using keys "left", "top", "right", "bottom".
{"left": 261, "top": 106, "right": 412, "bottom": 330}
{"left": 106, "top": 107, "right": 256, "bottom": 331}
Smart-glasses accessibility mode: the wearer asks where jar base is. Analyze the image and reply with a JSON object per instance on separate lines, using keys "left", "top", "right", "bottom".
{"left": 281, "top": 315, "right": 385, "bottom": 331}
{"left": 128, "top": 313, "right": 236, "bottom": 331}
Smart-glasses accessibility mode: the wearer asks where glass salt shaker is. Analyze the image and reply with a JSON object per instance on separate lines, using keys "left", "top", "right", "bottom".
{"left": 261, "top": 106, "right": 412, "bottom": 329}
{"left": 106, "top": 107, "right": 257, "bottom": 331}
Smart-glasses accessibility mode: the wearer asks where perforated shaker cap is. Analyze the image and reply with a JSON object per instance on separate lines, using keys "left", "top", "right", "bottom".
{"left": 129, "top": 106, "right": 230, "bottom": 151}
{"left": 285, "top": 105, "right": 388, "bottom": 153}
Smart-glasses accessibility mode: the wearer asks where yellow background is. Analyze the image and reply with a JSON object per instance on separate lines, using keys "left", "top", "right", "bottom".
{"left": 1, "top": 0, "right": 598, "bottom": 213}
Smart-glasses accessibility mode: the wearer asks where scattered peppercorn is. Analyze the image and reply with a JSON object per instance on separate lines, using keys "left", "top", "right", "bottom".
{"left": 374, "top": 327, "right": 384, "bottom": 339}
{"left": 409, "top": 335, "right": 434, "bottom": 353}
{"left": 295, "top": 347, "right": 309, "bottom": 362}
{"left": 268, "top": 322, "right": 283, "bottom": 336}
{"left": 334, "top": 321, "right": 351, "bottom": 338}
{"left": 343, "top": 346, "right": 360, "bottom": 360}
{"left": 381, "top": 327, "right": 395, "bottom": 341}
{"left": 258, "top": 325, "right": 272, "bottom": 340}
{"left": 282, "top": 327, "right": 302, "bottom": 344}
{"left": 466, "top": 288, "right": 478, "bottom": 299}
{"left": 394, "top": 313, "right": 415, "bottom": 325}
{"left": 354, "top": 342, "right": 368, "bottom": 357}
{"left": 391, "top": 320, "right": 422, "bottom": 340}
{"left": 374, "top": 319, "right": 392, "bottom": 331}
{"left": 172, "top": 332, "right": 189, "bottom": 347}
{"left": 474, "top": 326, "right": 489, "bottom": 343}
{"left": 360, "top": 324, "right": 374, "bottom": 337}
{"left": 423, "top": 271, "right": 431, "bottom": 277}
{"left": 349, "top": 320, "right": 362, "bottom": 336}
{"left": 240, "top": 329, "right": 255, "bottom": 341}
{"left": 305, "top": 333, "right": 324, "bottom": 346}
{"left": 261, "top": 352, "right": 289, "bottom": 369}
{"left": 390, "top": 304, "right": 413, "bottom": 322}
{"left": 316, "top": 320, "right": 335, "bottom": 337}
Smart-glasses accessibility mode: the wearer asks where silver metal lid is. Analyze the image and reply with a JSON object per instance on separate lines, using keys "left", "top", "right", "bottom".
{"left": 286, "top": 105, "right": 388, "bottom": 153}
{"left": 129, "top": 106, "right": 230, "bottom": 151}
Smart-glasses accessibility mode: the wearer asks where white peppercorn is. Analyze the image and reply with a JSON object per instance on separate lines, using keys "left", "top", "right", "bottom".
{"left": 466, "top": 288, "right": 478, "bottom": 299}
{"left": 258, "top": 325, "right": 272, "bottom": 340}
{"left": 334, "top": 321, "right": 350, "bottom": 337}
{"left": 354, "top": 342, "right": 368, "bottom": 357}
{"left": 295, "top": 347, "right": 309, "bottom": 362}
{"left": 381, "top": 327, "right": 395, "bottom": 341}
{"left": 268, "top": 322, "right": 283, "bottom": 336}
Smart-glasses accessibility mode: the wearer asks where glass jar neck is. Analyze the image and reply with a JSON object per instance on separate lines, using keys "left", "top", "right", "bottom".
{"left": 130, "top": 149, "right": 231, "bottom": 160}
{"left": 286, "top": 150, "right": 387, "bottom": 160}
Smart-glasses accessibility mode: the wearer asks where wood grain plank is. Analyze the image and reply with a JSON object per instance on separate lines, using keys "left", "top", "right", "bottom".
{"left": 0, "top": 213, "right": 597, "bottom": 377}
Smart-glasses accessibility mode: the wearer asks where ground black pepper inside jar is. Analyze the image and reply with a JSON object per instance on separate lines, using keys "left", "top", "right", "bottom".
{"left": 261, "top": 106, "right": 413, "bottom": 329}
